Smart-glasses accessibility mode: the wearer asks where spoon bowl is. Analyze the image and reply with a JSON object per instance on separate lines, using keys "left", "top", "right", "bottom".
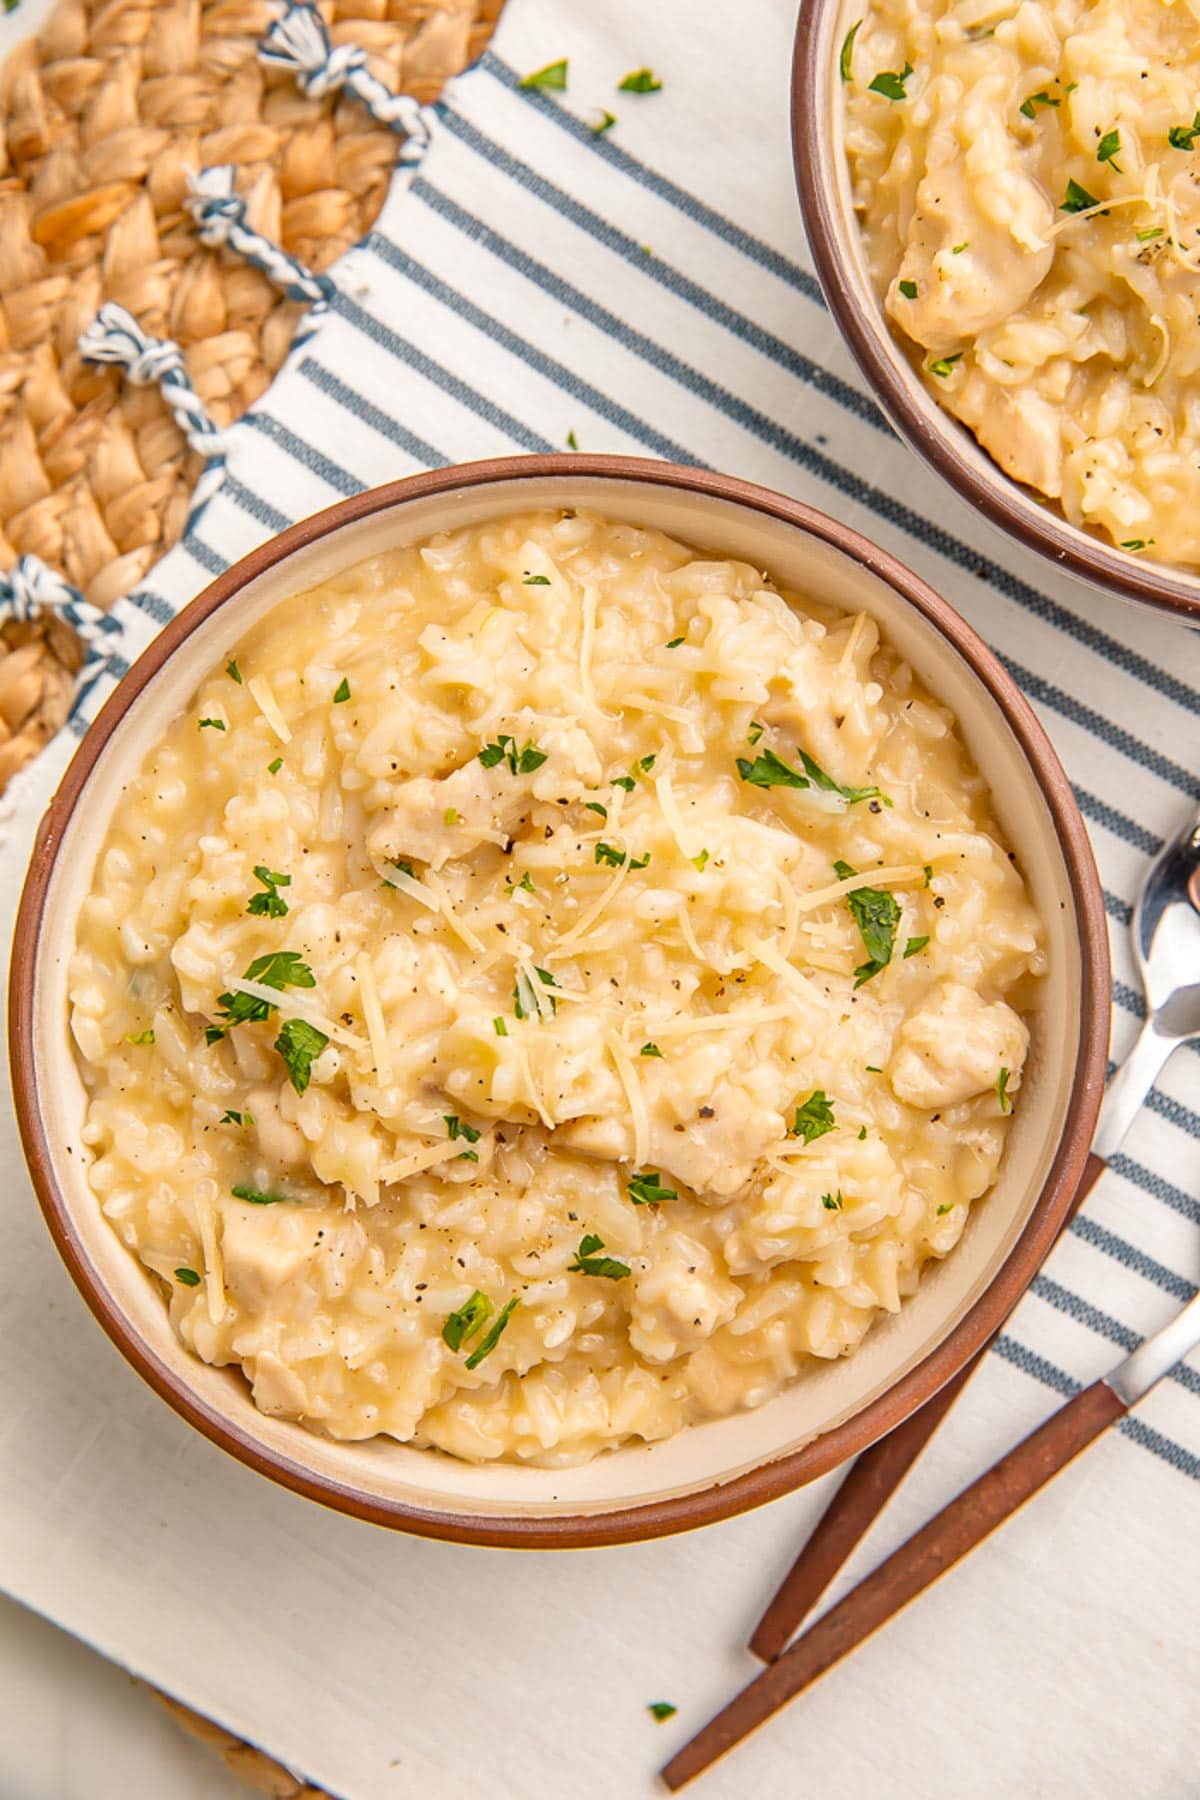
{"left": 1094, "top": 809, "right": 1200, "bottom": 1159}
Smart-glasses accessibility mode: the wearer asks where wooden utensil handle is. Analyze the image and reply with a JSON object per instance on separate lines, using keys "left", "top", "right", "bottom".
{"left": 663, "top": 1375, "right": 1126, "bottom": 1792}
{"left": 748, "top": 1147, "right": 1108, "bottom": 1662}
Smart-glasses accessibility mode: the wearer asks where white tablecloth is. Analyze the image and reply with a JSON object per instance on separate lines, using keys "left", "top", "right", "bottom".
{"left": 2, "top": 1, "right": 1198, "bottom": 1793}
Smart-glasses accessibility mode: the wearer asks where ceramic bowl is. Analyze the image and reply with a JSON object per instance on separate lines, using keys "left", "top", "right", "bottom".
{"left": 10, "top": 455, "right": 1111, "bottom": 1546}
{"left": 792, "top": 4, "right": 1200, "bottom": 626}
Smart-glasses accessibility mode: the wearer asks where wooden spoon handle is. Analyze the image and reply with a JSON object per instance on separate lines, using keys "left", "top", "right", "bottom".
{"left": 748, "top": 1147, "right": 1108, "bottom": 1662}
{"left": 663, "top": 1374, "right": 1127, "bottom": 1791}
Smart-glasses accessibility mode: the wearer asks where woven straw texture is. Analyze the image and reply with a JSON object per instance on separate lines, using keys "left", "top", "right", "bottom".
{"left": 0, "top": 0, "right": 502, "bottom": 792}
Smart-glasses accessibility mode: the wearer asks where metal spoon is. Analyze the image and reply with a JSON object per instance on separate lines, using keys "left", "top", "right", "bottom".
{"left": 1093, "top": 806, "right": 1200, "bottom": 1160}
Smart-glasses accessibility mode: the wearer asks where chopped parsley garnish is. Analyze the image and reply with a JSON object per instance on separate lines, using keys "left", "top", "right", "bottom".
{"left": 1168, "top": 112, "right": 1200, "bottom": 151}
{"left": 493, "top": 1016, "right": 508, "bottom": 1037}
{"left": 638, "top": 754, "right": 657, "bottom": 773}
{"left": 834, "top": 860, "right": 901, "bottom": 987}
{"left": 199, "top": 717, "right": 225, "bottom": 731}
{"left": 479, "top": 734, "right": 548, "bottom": 775}
{"left": 923, "top": 863, "right": 933, "bottom": 887}
{"left": 593, "top": 109, "right": 617, "bottom": 135}
{"left": 332, "top": 677, "right": 351, "bottom": 703}
{"left": 226, "top": 658, "right": 242, "bottom": 684}
{"left": 865, "top": 1064, "right": 882, "bottom": 1073}
{"left": 1061, "top": 177, "right": 1099, "bottom": 213}
{"left": 692, "top": 849, "right": 709, "bottom": 871}
{"left": 274, "top": 1017, "right": 329, "bottom": 1094}
{"left": 1134, "top": 228, "right": 1163, "bottom": 243}
{"left": 952, "top": 241, "right": 969, "bottom": 253}
{"left": 665, "top": 635, "right": 686, "bottom": 649}
{"left": 205, "top": 1027, "right": 225, "bottom": 1045}
{"left": 566, "top": 429, "right": 579, "bottom": 450}
{"left": 512, "top": 966, "right": 559, "bottom": 1020}
{"left": 618, "top": 67, "right": 662, "bottom": 92}
{"left": 445, "top": 1114, "right": 482, "bottom": 1162}
{"left": 125, "top": 1028, "right": 155, "bottom": 1046}
{"left": 443, "top": 1292, "right": 519, "bottom": 1367}
{"left": 569, "top": 1232, "right": 631, "bottom": 1279}
{"left": 791, "top": 1090, "right": 836, "bottom": 1144}
{"left": 247, "top": 865, "right": 291, "bottom": 918}
{"left": 903, "top": 935, "right": 930, "bottom": 958}
{"left": 868, "top": 62, "right": 912, "bottom": 101}
{"left": 822, "top": 1190, "right": 844, "bottom": 1212}
{"left": 1019, "top": 90, "right": 1059, "bottom": 119}
{"left": 267, "top": 757, "right": 283, "bottom": 774}
{"left": 174, "top": 1267, "right": 201, "bottom": 1286}
{"left": 937, "top": 1202, "right": 953, "bottom": 1215}
{"left": 507, "top": 869, "right": 535, "bottom": 893}
{"left": 443, "top": 1290, "right": 491, "bottom": 1351}
{"left": 523, "top": 573, "right": 551, "bottom": 585}
{"left": 465, "top": 1297, "right": 519, "bottom": 1369}
{"left": 649, "top": 1702, "right": 678, "bottom": 1723}
{"left": 214, "top": 949, "right": 315, "bottom": 1032}
{"left": 799, "top": 749, "right": 886, "bottom": 805}
{"left": 898, "top": 279, "right": 918, "bottom": 299}
{"left": 1120, "top": 537, "right": 1153, "bottom": 550}
{"left": 747, "top": 721, "right": 765, "bottom": 746}
{"left": 1096, "top": 128, "right": 1121, "bottom": 170}
{"left": 594, "top": 842, "right": 649, "bottom": 869}
{"left": 613, "top": 776, "right": 637, "bottom": 795}
{"left": 584, "top": 800, "right": 609, "bottom": 819}
{"left": 928, "top": 352, "right": 962, "bottom": 378}
{"left": 640, "top": 1042, "right": 663, "bottom": 1057}
{"left": 444, "top": 807, "right": 459, "bottom": 826}
{"left": 628, "top": 1170, "right": 677, "bottom": 1206}
{"left": 220, "top": 1109, "right": 250, "bottom": 1126}
{"left": 231, "top": 1184, "right": 290, "bottom": 1205}
{"left": 839, "top": 19, "right": 861, "bottom": 81}
{"left": 520, "top": 58, "right": 567, "bottom": 90}
{"left": 736, "top": 747, "right": 809, "bottom": 789}
{"left": 858, "top": 1126, "right": 867, "bottom": 1140}
{"left": 998, "top": 1067, "right": 1012, "bottom": 1113}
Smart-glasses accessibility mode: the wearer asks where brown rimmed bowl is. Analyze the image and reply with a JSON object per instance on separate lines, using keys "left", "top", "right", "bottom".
{"left": 10, "top": 455, "right": 1111, "bottom": 1547}
{"left": 793, "top": 5, "right": 1200, "bottom": 626}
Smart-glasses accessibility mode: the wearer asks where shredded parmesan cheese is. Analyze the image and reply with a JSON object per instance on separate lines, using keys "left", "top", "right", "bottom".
{"left": 356, "top": 952, "right": 392, "bottom": 1085}
{"left": 381, "top": 1138, "right": 468, "bottom": 1184}
{"left": 607, "top": 1029, "right": 650, "bottom": 1168}
{"left": 247, "top": 674, "right": 291, "bottom": 743}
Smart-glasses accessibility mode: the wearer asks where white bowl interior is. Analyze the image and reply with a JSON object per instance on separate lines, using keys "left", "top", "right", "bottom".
{"left": 809, "top": 2, "right": 1200, "bottom": 608}
{"left": 30, "top": 473, "right": 1085, "bottom": 1525}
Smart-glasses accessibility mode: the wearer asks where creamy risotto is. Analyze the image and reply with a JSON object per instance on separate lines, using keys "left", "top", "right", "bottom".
{"left": 69, "top": 512, "right": 1044, "bottom": 1465}
{"left": 844, "top": 0, "right": 1200, "bottom": 565}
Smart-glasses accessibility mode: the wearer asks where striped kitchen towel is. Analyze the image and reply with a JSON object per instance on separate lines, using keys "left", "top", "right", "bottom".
{"left": 1, "top": 2, "right": 1196, "bottom": 1796}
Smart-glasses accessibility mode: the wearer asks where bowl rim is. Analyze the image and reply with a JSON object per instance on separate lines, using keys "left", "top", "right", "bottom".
{"left": 791, "top": 6, "right": 1200, "bottom": 626}
{"left": 9, "top": 452, "right": 1111, "bottom": 1548}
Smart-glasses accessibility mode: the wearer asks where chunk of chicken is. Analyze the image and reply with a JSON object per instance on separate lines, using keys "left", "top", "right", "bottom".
{"left": 628, "top": 1232, "right": 743, "bottom": 1362}
{"left": 367, "top": 757, "right": 526, "bottom": 870}
{"left": 958, "top": 382, "right": 1065, "bottom": 497}
{"left": 889, "top": 79, "right": 1053, "bottom": 353}
{"left": 889, "top": 981, "right": 1028, "bottom": 1110}
{"left": 557, "top": 1076, "right": 785, "bottom": 1199}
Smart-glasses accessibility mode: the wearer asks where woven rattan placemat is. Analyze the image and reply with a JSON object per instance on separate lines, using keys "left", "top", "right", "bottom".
{"left": 0, "top": 0, "right": 501, "bottom": 794}
{"left": 0, "top": 2, "right": 500, "bottom": 1791}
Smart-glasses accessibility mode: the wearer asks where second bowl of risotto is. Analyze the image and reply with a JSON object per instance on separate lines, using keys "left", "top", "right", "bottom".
{"left": 11, "top": 456, "right": 1109, "bottom": 1545}
{"left": 794, "top": 0, "right": 1200, "bottom": 623}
